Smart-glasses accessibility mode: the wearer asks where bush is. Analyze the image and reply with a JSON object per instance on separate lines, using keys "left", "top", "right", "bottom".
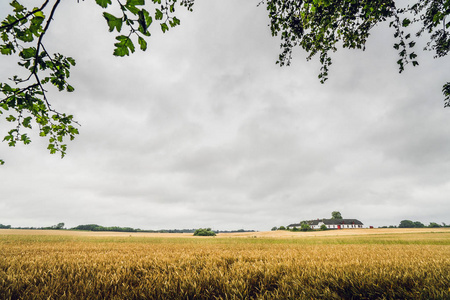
{"left": 300, "top": 223, "right": 311, "bottom": 231}
{"left": 193, "top": 228, "right": 216, "bottom": 236}
{"left": 320, "top": 224, "right": 328, "bottom": 231}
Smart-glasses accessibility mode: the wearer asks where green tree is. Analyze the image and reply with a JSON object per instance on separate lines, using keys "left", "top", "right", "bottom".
{"left": 398, "top": 219, "right": 415, "bottom": 228}
{"left": 300, "top": 222, "right": 311, "bottom": 231}
{"left": 278, "top": 226, "right": 286, "bottom": 230}
{"left": 1, "top": 0, "right": 448, "bottom": 164}
{"left": 193, "top": 228, "right": 216, "bottom": 236}
{"left": 413, "top": 221, "right": 425, "bottom": 228}
{"left": 271, "top": 226, "right": 278, "bottom": 231}
{"left": 72, "top": 224, "right": 102, "bottom": 231}
{"left": 320, "top": 224, "right": 328, "bottom": 230}
{"left": 331, "top": 211, "right": 343, "bottom": 219}
{"left": 428, "top": 222, "right": 441, "bottom": 228}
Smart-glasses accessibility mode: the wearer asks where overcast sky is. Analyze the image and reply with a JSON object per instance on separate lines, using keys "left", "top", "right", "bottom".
{"left": 0, "top": 0, "right": 449, "bottom": 231}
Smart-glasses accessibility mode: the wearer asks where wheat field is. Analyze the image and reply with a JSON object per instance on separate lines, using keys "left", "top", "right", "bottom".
{"left": 0, "top": 229, "right": 449, "bottom": 299}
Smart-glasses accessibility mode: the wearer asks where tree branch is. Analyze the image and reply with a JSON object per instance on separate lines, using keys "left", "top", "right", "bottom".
{"left": 0, "top": 0, "right": 51, "bottom": 32}
{"left": 32, "top": 0, "right": 61, "bottom": 76}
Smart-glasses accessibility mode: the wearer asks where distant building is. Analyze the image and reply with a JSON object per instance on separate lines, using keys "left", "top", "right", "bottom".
{"left": 287, "top": 218, "right": 364, "bottom": 230}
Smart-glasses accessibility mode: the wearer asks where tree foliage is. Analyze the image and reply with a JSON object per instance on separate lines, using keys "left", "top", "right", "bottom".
{"left": 0, "top": 0, "right": 193, "bottom": 164}
{"left": 398, "top": 219, "right": 427, "bottom": 228}
{"left": 72, "top": 224, "right": 140, "bottom": 232}
{"left": 264, "top": 0, "right": 449, "bottom": 102}
{"left": 300, "top": 222, "right": 312, "bottom": 231}
{"left": 193, "top": 228, "right": 216, "bottom": 236}
{"left": 331, "top": 211, "right": 343, "bottom": 219}
{"left": 1, "top": 0, "right": 449, "bottom": 163}
{"left": 428, "top": 222, "right": 442, "bottom": 228}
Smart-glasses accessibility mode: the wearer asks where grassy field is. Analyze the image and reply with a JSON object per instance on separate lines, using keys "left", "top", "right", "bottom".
{"left": 0, "top": 229, "right": 449, "bottom": 299}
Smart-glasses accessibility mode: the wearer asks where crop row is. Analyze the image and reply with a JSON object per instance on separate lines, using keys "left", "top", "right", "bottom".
{"left": 0, "top": 239, "right": 448, "bottom": 299}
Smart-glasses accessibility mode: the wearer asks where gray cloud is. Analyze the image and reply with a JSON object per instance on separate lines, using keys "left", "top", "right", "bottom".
{"left": 0, "top": 0, "right": 449, "bottom": 230}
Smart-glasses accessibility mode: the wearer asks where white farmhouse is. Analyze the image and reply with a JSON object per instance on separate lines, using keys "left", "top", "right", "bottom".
{"left": 287, "top": 218, "right": 364, "bottom": 230}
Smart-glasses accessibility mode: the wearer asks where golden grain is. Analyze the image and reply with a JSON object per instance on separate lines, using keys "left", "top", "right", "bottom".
{"left": 0, "top": 233, "right": 448, "bottom": 299}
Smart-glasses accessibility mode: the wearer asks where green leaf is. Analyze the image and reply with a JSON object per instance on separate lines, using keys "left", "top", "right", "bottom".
{"left": 6, "top": 115, "right": 16, "bottom": 122}
{"left": 15, "top": 28, "right": 34, "bottom": 42}
{"left": 33, "top": 11, "right": 45, "bottom": 18}
{"left": 48, "top": 143, "right": 56, "bottom": 154}
{"left": 138, "top": 36, "right": 147, "bottom": 51}
{"left": 10, "top": 0, "right": 25, "bottom": 12}
{"left": 0, "top": 159, "right": 4, "bottom": 165}
{"left": 6, "top": 15, "right": 17, "bottom": 24}
{"left": 22, "top": 116, "right": 32, "bottom": 128}
{"left": 113, "top": 44, "right": 128, "bottom": 56}
{"left": 19, "top": 47, "right": 36, "bottom": 59}
{"left": 402, "top": 18, "right": 411, "bottom": 27}
{"left": 0, "top": 43, "right": 15, "bottom": 55}
{"left": 103, "top": 12, "right": 123, "bottom": 32}
{"left": 172, "top": 17, "right": 180, "bottom": 26}
{"left": 155, "top": 9, "right": 163, "bottom": 20}
{"left": 1, "top": 32, "right": 9, "bottom": 42}
{"left": 30, "top": 15, "right": 44, "bottom": 30}
{"left": 126, "top": 0, "right": 145, "bottom": 5}
{"left": 20, "top": 134, "right": 31, "bottom": 145}
{"left": 67, "top": 57, "right": 76, "bottom": 66}
{"left": 95, "top": 0, "right": 112, "bottom": 8}
{"left": 69, "top": 126, "right": 79, "bottom": 136}
{"left": 1, "top": 84, "right": 13, "bottom": 93}
{"left": 161, "top": 23, "right": 169, "bottom": 33}
{"left": 138, "top": 9, "right": 152, "bottom": 34}
{"left": 113, "top": 35, "right": 135, "bottom": 56}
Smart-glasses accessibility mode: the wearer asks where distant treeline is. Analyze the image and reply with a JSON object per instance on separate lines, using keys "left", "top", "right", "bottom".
{"left": 71, "top": 224, "right": 145, "bottom": 232}
{"left": 379, "top": 220, "right": 449, "bottom": 228}
{"left": 0, "top": 223, "right": 255, "bottom": 233}
{"left": 71, "top": 225, "right": 255, "bottom": 233}
{"left": 0, "top": 223, "right": 64, "bottom": 230}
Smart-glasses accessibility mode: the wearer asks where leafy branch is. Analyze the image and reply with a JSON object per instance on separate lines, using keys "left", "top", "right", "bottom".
{"left": 99, "top": 0, "right": 194, "bottom": 56}
{"left": 0, "top": 0, "right": 194, "bottom": 164}
{"left": 265, "top": 0, "right": 449, "bottom": 102}
{"left": 1, "top": 0, "right": 79, "bottom": 163}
